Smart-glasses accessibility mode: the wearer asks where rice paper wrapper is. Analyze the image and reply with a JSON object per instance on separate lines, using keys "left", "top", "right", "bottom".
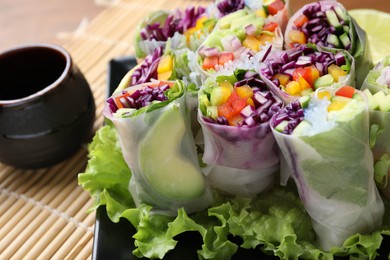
{"left": 259, "top": 47, "right": 355, "bottom": 104}
{"left": 103, "top": 82, "right": 213, "bottom": 215}
{"left": 284, "top": 0, "right": 372, "bottom": 87}
{"left": 361, "top": 55, "right": 390, "bottom": 94}
{"left": 198, "top": 114, "right": 279, "bottom": 197}
{"left": 272, "top": 105, "right": 384, "bottom": 250}
{"left": 367, "top": 109, "right": 390, "bottom": 199}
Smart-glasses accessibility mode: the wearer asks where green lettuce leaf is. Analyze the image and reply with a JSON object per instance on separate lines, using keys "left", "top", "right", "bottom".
{"left": 78, "top": 125, "right": 390, "bottom": 259}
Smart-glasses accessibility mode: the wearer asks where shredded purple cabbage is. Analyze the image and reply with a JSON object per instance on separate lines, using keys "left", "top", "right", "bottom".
{"left": 216, "top": 0, "right": 245, "bottom": 17}
{"left": 140, "top": 6, "right": 206, "bottom": 41}
{"left": 107, "top": 84, "right": 170, "bottom": 113}
{"left": 271, "top": 100, "right": 304, "bottom": 134}
{"left": 130, "top": 46, "right": 163, "bottom": 86}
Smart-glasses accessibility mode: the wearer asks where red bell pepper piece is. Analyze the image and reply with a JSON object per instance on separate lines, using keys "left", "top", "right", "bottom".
{"left": 335, "top": 85, "right": 355, "bottom": 98}
{"left": 218, "top": 52, "right": 234, "bottom": 66}
{"left": 202, "top": 55, "right": 219, "bottom": 70}
{"left": 262, "top": 22, "right": 279, "bottom": 32}
{"left": 218, "top": 91, "right": 247, "bottom": 125}
{"left": 293, "top": 14, "right": 309, "bottom": 28}
{"left": 267, "top": 0, "right": 285, "bottom": 16}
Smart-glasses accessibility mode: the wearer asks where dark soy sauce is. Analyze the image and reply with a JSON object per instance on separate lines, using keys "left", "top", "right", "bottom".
{"left": 0, "top": 47, "right": 67, "bottom": 100}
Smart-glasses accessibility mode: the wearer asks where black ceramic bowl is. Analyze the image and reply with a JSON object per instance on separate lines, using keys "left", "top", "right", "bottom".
{"left": 0, "top": 43, "right": 95, "bottom": 169}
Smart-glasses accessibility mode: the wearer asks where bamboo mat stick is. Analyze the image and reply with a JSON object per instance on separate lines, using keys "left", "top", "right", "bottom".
{"left": 0, "top": 152, "right": 86, "bottom": 253}
{"left": 0, "top": 150, "right": 86, "bottom": 229}
{"left": 11, "top": 188, "right": 91, "bottom": 259}
{"left": 52, "top": 213, "right": 95, "bottom": 259}
{"left": 64, "top": 232, "right": 94, "bottom": 260}
{"left": 0, "top": 179, "right": 78, "bottom": 258}
{"left": 0, "top": 168, "right": 66, "bottom": 228}
{"left": 37, "top": 199, "right": 94, "bottom": 259}
{"left": 1, "top": 181, "right": 85, "bottom": 258}
{"left": 0, "top": 170, "right": 46, "bottom": 215}
{"left": 0, "top": 166, "right": 18, "bottom": 183}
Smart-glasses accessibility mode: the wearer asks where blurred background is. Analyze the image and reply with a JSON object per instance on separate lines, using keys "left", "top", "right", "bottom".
{"left": 0, "top": 0, "right": 389, "bottom": 52}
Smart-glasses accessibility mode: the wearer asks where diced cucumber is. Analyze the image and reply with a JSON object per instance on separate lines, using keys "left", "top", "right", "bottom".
{"left": 334, "top": 6, "right": 349, "bottom": 22}
{"left": 373, "top": 91, "right": 390, "bottom": 111}
{"left": 326, "top": 34, "right": 341, "bottom": 48}
{"left": 362, "top": 88, "right": 373, "bottom": 98}
{"left": 199, "top": 93, "right": 211, "bottom": 115}
{"left": 301, "top": 88, "right": 314, "bottom": 96}
{"left": 206, "top": 106, "right": 218, "bottom": 118}
{"left": 210, "top": 87, "right": 228, "bottom": 106}
{"left": 274, "top": 120, "right": 288, "bottom": 133}
{"left": 352, "top": 93, "right": 363, "bottom": 101}
{"left": 363, "top": 89, "right": 380, "bottom": 110}
{"left": 343, "top": 25, "right": 350, "bottom": 33}
{"left": 331, "top": 95, "right": 352, "bottom": 102}
{"left": 299, "top": 95, "right": 311, "bottom": 109}
{"left": 325, "top": 10, "right": 343, "bottom": 33}
{"left": 292, "top": 120, "right": 311, "bottom": 136}
{"left": 314, "top": 74, "right": 334, "bottom": 89}
{"left": 339, "top": 33, "right": 351, "bottom": 48}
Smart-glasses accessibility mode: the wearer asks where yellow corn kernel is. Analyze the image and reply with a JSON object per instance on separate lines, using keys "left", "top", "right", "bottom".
{"left": 327, "top": 100, "right": 347, "bottom": 111}
{"left": 317, "top": 90, "right": 332, "bottom": 100}
{"left": 157, "top": 55, "right": 173, "bottom": 74}
{"left": 236, "top": 85, "right": 254, "bottom": 99}
{"left": 255, "top": 8, "right": 267, "bottom": 18}
{"left": 243, "top": 35, "right": 261, "bottom": 52}
{"left": 286, "top": 81, "right": 301, "bottom": 96}
{"left": 328, "top": 64, "right": 347, "bottom": 83}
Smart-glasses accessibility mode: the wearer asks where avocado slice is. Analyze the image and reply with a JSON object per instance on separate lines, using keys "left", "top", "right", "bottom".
{"left": 219, "top": 9, "right": 249, "bottom": 29}
{"left": 139, "top": 104, "right": 206, "bottom": 200}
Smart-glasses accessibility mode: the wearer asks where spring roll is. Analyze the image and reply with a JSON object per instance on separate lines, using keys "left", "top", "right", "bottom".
{"left": 284, "top": 0, "right": 372, "bottom": 86}
{"left": 103, "top": 80, "right": 213, "bottom": 215}
{"left": 197, "top": 69, "right": 282, "bottom": 196}
{"left": 361, "top": 56, "right": 390, "bottom": 199}
{"left": 270, "top": 86, "right": 384, "bottom": 250}
{"left": 134, "top": 6, "right": 216, "bottom": 59}
{"left": 259, "top": 45, "right": 354, "bottom": 104}
{"left": 211, "top": 0, "right": 290, "bottom": 31}
{"left": 195, "top": 8, "right": 283, "bottom": 80}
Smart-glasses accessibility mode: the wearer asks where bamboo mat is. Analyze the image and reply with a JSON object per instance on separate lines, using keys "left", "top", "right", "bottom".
{"left": 0, "top": 0, "right": 207, "bottom": 259}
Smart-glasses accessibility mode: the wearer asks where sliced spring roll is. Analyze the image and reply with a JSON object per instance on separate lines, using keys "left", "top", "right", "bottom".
{"left": 211, "top": 0, "right": 290, "bottom": 31}
{"left": 259, "top": 45, "right": 354, "bottom": 104}
{"left": 361, "top": 56, "right": 390, "bottom": 199}
{"left": 198, "top": 69, "right": 283, "bottom": 196}
{"left": 103, "top": 80, "right": 213, "bottom": 215}
{"left": 271, "top": 86, "right": 384, "bottom": 250}
{"left": 284, "top": 0, "right": 372, "bottom": 86}
{"left": 134, "top": 6, "right": 216, "bottom": 59}
{"left": 194, "top": 8, "right": 283, "bottom": 79}
{"left": 362, "top": 55, "right": 390, "bottom": 94}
